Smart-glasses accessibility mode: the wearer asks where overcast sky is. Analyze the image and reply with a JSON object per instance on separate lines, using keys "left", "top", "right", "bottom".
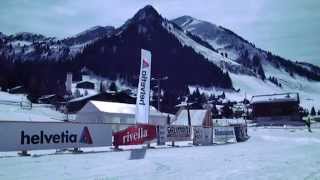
{"left": 0, "top": 0, "right": 319, "bottom": 65}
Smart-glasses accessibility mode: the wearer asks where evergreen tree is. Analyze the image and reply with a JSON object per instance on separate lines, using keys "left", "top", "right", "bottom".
{"left": 310, "top": 106, "right": 316, "bottom": 116}
{"left": 222, "top": 103, "right": 233, "bottom": 118}
{"left": 109, "top": 82, "right": 118, "bottom": 92}
{"left": 199, "top": 93, "right": 208, "bottom": 105}
{"left": 74, "top": 89, "right": 81, "bottom": 97}
{"left": 99, "top": 81, "right": 105, "bottom": 92}
{"left": 258, "top": 65, "right": 266, "bottom": 80}
{"left": 252, "top": 54, "right": 261, "bottom": 67}
{"left": 224, "top": 72, "right": 233, "bottom": 88}
{"left": 221, "top": 91, "right": 226, "bottom": 99}
{"left": 211, "top": 104, "right": 219, "bottom": 118}
{"left": 193, "top": 88, "right": 201, "bottom": 101}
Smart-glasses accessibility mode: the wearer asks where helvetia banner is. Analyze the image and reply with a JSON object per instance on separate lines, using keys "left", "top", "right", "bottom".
{"left": 0, "top": 121, "right": 112, "bottom": 152}
{"left": 113, "top": 124, "right": 157, "bottom": 146}
{"left": 135, "top": 49, "right": 152, "bottom": 124}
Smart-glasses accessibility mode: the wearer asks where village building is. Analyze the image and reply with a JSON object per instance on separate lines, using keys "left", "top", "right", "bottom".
{"left": 250, "top": 93, "right": 303, "bottom": 125}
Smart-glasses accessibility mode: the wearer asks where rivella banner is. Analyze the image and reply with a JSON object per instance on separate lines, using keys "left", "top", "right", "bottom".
{"left": 167, "top": 125, "right": 191, "bottom": 142}
{"left": 193, "top": 127, "right": 213, "bottom": 145}
{"left": 213, "top": 126, "right": 236, "bottom": 144}
{"left": 135, "top": 49, "right": 152, "bottom": 124}
{"left": 113, "top": 124, "right": 157, "bottom": 146}
{"left": 0, "top": 121, "right": 112, "bottom": 152}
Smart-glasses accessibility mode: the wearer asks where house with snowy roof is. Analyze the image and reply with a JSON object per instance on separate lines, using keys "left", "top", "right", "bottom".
{"left": 250, "top": 92, "right": 303, "bottom": 125}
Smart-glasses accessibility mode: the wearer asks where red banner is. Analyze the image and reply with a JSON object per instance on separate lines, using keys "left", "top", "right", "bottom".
{"left": 113, "top": 124, "right": 157, "bottom": 146}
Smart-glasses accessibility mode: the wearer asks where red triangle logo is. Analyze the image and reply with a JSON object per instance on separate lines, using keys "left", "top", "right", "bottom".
{"left": 142, "top": 59, "right": 149, "bottom": 69}
{"left": 80, "top": 126, "right": 93, "bottom": 144}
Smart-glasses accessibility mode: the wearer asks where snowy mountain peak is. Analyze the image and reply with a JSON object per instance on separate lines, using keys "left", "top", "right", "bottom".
{"left": 173, "top": 16, "right": 201, "bottom": 28}
{"left": 74, "top": 26, "right": 114, "bottom": 38}
{"left": 132, "top": 5, "right": 162, "bottom": 22}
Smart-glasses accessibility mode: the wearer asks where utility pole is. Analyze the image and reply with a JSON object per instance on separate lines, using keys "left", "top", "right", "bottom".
{"left": 151, "top": 76, "right": 168, "bottom": 112}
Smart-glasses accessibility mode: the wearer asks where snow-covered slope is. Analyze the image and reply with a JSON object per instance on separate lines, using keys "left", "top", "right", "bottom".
{"left": 172, "top": 15, "right": 320, "bottom": 110}
{"left": 163, "top": 22, "right": 237, "bottom": 66}
{"left": 62, "top": 26, "right": 115, "bottom": 46}
{"left": 195, "top": 70, "right": 320, "bottom": 110}
{"left": 172, "top": 16, "right": 261, "bottom": 60}
{"left": 173, "top": 15, "right": 320, "bottom": 80}
{"left": 0, "top": 26, "right": 115, "bottom": 61}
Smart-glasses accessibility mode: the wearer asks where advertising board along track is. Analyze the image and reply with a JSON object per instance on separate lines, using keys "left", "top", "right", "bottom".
{"left": 0, "top": 121, "right": 112, "bottom": 152}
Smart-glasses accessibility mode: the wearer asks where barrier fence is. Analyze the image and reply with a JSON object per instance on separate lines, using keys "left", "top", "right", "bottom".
{"left": 1, "top": 120, "right": 313, "bottom": 154}
{"left": 0, "top": 121, "right": 249, "bottom": 153}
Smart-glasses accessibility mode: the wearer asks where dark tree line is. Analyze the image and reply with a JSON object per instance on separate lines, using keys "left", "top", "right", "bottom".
{"left": 268, "top": 76, "right": 282, "bottom": 88}
{"left": 237, "top": 52, "right": 266, "bottom": 80}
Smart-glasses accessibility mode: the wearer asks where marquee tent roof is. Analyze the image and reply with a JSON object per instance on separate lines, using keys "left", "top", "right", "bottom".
{"left": 86, "top": 100, "right": 163, "bottom": 116}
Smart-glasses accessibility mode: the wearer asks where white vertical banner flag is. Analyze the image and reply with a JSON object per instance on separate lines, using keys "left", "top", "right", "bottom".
{"left": 135, "top": 49, "right": 152, "bottom": 124}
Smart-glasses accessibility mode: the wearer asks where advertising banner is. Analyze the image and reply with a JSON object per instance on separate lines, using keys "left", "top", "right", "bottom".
{"left": 167, "top": 125, "right": 191, "bottom": 142}
{"left": 113, "top": 124, "right": 157, "bottom": 146}
{"left": 135, "top": 49, "right": 152, "bottom": 124}
{"left": 213, "top": 126, "right": 236, "bottom": 143}
{"left": 157, "top": 125, "right": 167, "bottom": 145}
{"left": 193, "top": 127, "right": 213, "bottom": 145}
{"left": 0, "top": 121, "right": 112, "bottom": 152}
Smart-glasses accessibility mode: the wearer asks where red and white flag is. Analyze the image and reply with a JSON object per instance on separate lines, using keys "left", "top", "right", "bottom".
{"left": 135, "top": 49, "right": 152, "bottom": 124}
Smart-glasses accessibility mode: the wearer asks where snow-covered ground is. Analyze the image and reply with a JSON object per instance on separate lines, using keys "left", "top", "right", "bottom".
{"left": 0, "top": 91, "right": 65, "bottom": 122}
{"left": 1, "top": 127, "right": 320, "bottom": 180}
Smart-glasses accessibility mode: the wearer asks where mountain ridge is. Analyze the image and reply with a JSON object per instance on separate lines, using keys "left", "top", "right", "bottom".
{"left": 0, "top": 5, "right": 320, "bottom": 111}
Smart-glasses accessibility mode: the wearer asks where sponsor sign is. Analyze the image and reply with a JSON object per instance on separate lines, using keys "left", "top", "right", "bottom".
{"left": 213, "top": 126, "right": 236, "bottom": 143}
{"left": 167, "top": 125, "right": 191, "bottom": 141}
{"left": 193, "top": 127, "right": 213, "bottom": 145}
{"left": 135, "top": 49, "right": 152, "bottom": 124}
{"left": 129, "top": 148, "right": 147, "bottom": 160}
{"left": 113, "top": 124, "right": 157, "bottom": 146}
{"left": 157, "top": 125, "right": 167, "bottom": 145}
{"left": 0, "top": 121, "right": 112, "bottom": 152}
